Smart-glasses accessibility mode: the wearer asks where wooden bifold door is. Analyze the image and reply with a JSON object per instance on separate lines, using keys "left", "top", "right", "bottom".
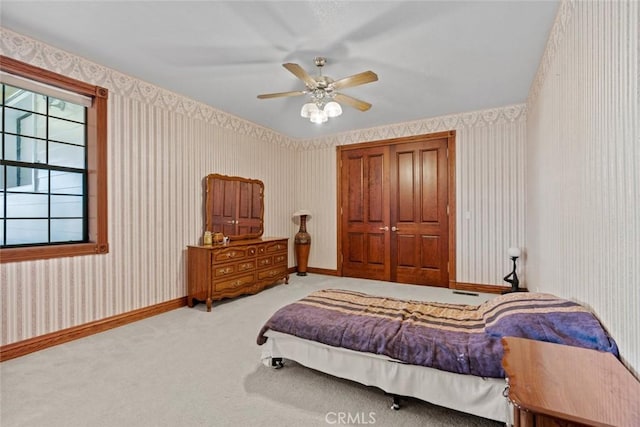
{"left": 338, "top": 131, "right": 455, "bottom": 287}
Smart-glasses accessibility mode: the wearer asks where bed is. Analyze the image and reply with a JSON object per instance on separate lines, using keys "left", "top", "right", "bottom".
{"left": 257, "top": 289, "right": 619, "bottom": 423}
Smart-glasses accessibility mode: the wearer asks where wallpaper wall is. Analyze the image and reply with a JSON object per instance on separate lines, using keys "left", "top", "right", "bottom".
{"left": 0, "top": 28, "right": 297, "bottom": 345}
{"left": 526, "top": 0, "right": 639, "bottom": 374}
{"left": 1, "top": 26, "right": 526, "bottom": 346}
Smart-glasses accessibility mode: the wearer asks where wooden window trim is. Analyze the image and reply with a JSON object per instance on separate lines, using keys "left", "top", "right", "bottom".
{"left": 0, "top": 55, "right": 109, "bottom": 263}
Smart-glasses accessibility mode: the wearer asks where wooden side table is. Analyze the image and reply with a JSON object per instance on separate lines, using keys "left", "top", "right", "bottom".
{"left": 502, "top": 337, "right": 640, "bottom": 427}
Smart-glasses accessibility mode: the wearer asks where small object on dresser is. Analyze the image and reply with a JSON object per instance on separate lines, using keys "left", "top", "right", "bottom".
{"left": 213, "top": 232, "right": 224, "bottom": 244}
{"left": 203, "top": 231, "right": 213, "bottom": 246}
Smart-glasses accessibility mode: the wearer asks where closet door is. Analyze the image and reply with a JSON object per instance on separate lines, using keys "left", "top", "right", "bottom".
{"left": 390, "top": 138, "right": 449, "bottom": 287}
{"left": 340, "top": 146, "right": 391, "bottom": 280}
{"left": 339, "top": 132, "right": 453, "bottom": 288}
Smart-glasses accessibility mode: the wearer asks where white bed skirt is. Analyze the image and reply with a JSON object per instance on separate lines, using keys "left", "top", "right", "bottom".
{"left": 261, "top": 330, "right": 511, "bottom": 424}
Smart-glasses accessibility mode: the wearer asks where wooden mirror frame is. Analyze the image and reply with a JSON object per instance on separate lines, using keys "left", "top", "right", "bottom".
{"left": 205, "top": 174, "right": 264, "bottom": 241}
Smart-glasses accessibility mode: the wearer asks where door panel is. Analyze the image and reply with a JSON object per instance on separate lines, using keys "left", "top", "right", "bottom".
{"left": 340, "top": 146, "right": 390, "bottom": 280}
{"left": 421, "top": 150, "right": 439, "bottom": 222}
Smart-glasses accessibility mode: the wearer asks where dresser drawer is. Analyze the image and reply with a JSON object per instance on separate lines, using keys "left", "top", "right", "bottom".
{"left": 257, "top": 256, "right": 272, "bottom": 268}
{"left": 212, "top": 247, "right": 252, "bottom": 263}
{"left": 257, "top": 266, "right": 288, "bottom": 281}
{"left": 264, "top": 241, "right": 287, "bottom": 254}
{"left": 213, "top": 260, "right": 256, "bottom": 278}
{"left": 214, "top": 273, "right": 256, "bottom": 292}
{"left": 273, "top": 253, "right": 286, "bottom": 265}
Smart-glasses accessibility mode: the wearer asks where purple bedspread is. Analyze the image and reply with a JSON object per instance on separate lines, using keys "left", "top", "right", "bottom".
{"left": 257, "top": 289, "right": 618, "bottom": 378}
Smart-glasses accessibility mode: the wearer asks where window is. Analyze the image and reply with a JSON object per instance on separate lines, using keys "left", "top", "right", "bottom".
{"left": 0, "top": 55, "right": 108, "bottom": 262}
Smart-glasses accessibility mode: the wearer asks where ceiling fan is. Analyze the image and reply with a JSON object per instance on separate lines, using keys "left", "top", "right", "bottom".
{"left": 257, "top": 57, "right": 378, "bottom": 123}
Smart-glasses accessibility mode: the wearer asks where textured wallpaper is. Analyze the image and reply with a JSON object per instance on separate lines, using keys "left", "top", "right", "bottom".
{"left": 526, "top": 0, "right": 639, "bottom": 374}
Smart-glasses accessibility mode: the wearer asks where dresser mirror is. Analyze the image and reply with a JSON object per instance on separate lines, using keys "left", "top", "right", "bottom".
{"left": 205, "top": 173, "right": 264, "bottom": 241}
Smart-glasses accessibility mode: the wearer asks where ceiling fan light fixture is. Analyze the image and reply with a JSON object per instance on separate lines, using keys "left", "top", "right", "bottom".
{"left": 310, "top": 109, "right": 328, "bottom": 124}
{"left": 324, "top": 101, "right": 342, "bottom": 118}
{"left": 300, "top": 102, "right": 318, "bottom": 118}
{"left": 258, "top": 57, "right": 378, "bottom": 124}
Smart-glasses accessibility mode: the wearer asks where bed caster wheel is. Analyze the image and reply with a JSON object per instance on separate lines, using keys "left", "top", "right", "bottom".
{"left": 390, "top": 395, "right": 401, "bottom": 410}
{"left": 271, "top": 358, "right": 284, "bottom": 369}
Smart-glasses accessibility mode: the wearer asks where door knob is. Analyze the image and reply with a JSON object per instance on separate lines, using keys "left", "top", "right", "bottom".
{"left": 391, "top": 226, "right": 399, "bottom": 232}
{"left": 379, "top": 226, "right": 389, "bottom": 231}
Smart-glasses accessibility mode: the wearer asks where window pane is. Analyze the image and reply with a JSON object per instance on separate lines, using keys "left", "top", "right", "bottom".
{"left": 51, "top": 195, "right": 84, "bottom": 217}
{"left": 4, "top": 107, "right": 47, "bottom": 139}
{"left": 50, "top": 171, "right": 83, "bottom": 195}
{"left": 48, "top": 141, "right": 85, "bottom": 168}
{"left": 4, "top": 166, "right": 34, "bottom": 191}
{"left": 0, "top": 193, "right": 4, "bottom": 217}
{"left": 3, "top": 85, "right": 47, "bottom": 114}
{"left": 6, "top": 193, "right": 49, "bottom": 218}
{"left": 49, "top": 117, "right": 85, "bottom": 146}
{"left": 5, "top": 219, "right": 48, "bottom": 245}
{"left": 4, "top": 166, "right": 48, "bottom": 192}
{"left": 4, "top": 85, "right": 20, "bottom": 103}
{"left": 0, "top": 220, "right": 4, "bottom": 245}
{"left": 48, "top": 97, "right": 86, "bottom": 123}
{"left": 3, "top": 134, "right": 47, "bottom": 163}
{"left": 51, "top": 218, "right": 83, "bottom": 242}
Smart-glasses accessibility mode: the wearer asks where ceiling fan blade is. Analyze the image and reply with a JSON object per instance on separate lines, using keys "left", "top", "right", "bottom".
{"left": 257, "top": 90, "right": 306, "bottom": 99}
{"left": 331, "top": 71, "right": 378, "bottom": 90}
{"left": 283, "top": 63, "right": 318, "bottom": 89}
{"left": 334, "top": 93, "right": 372, "bottom": 112}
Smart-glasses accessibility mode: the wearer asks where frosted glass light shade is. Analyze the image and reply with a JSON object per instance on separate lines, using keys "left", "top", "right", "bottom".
{"left": 310, "top": 109, "right": 328, "bottom": 124}
{"left": 300, "top": 103, "right": 319, "bottom": 118}
{"left": 324, "top": 101, "right": 342, "bottom": 118}
{"left": 508, "top": 247, "right": 521, "bottom": 258}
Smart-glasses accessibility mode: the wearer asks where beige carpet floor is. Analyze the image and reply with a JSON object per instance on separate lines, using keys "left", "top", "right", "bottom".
{"left": 0, "top": 274, "right": 504, "bottom": 427}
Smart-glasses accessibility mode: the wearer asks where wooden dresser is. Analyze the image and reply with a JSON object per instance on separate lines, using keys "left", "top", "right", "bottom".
{"left": 187, "top": 237, "right": 289, "bottom": 311}
{"left": 502, "top": 337, "right": 640, "bottom": 427}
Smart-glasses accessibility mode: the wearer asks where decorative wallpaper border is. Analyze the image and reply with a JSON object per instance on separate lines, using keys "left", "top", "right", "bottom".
{"left": 1, "top": 27, "right": 527, "bottom": 152}
{"left": 295, "top": 103, "right": 526, "bottom": 150}
{"left": 527, "top": 0, "right": 575, "bottom": 108}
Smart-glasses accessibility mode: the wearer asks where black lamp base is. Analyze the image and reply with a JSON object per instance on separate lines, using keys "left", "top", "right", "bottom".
{"left": 502, "top": 256, "right": 524, "bottom": 294}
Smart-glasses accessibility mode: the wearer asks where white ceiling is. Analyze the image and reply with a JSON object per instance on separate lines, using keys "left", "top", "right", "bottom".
{"left": 1, "top": 1, "right": 558, "bottom": 140}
